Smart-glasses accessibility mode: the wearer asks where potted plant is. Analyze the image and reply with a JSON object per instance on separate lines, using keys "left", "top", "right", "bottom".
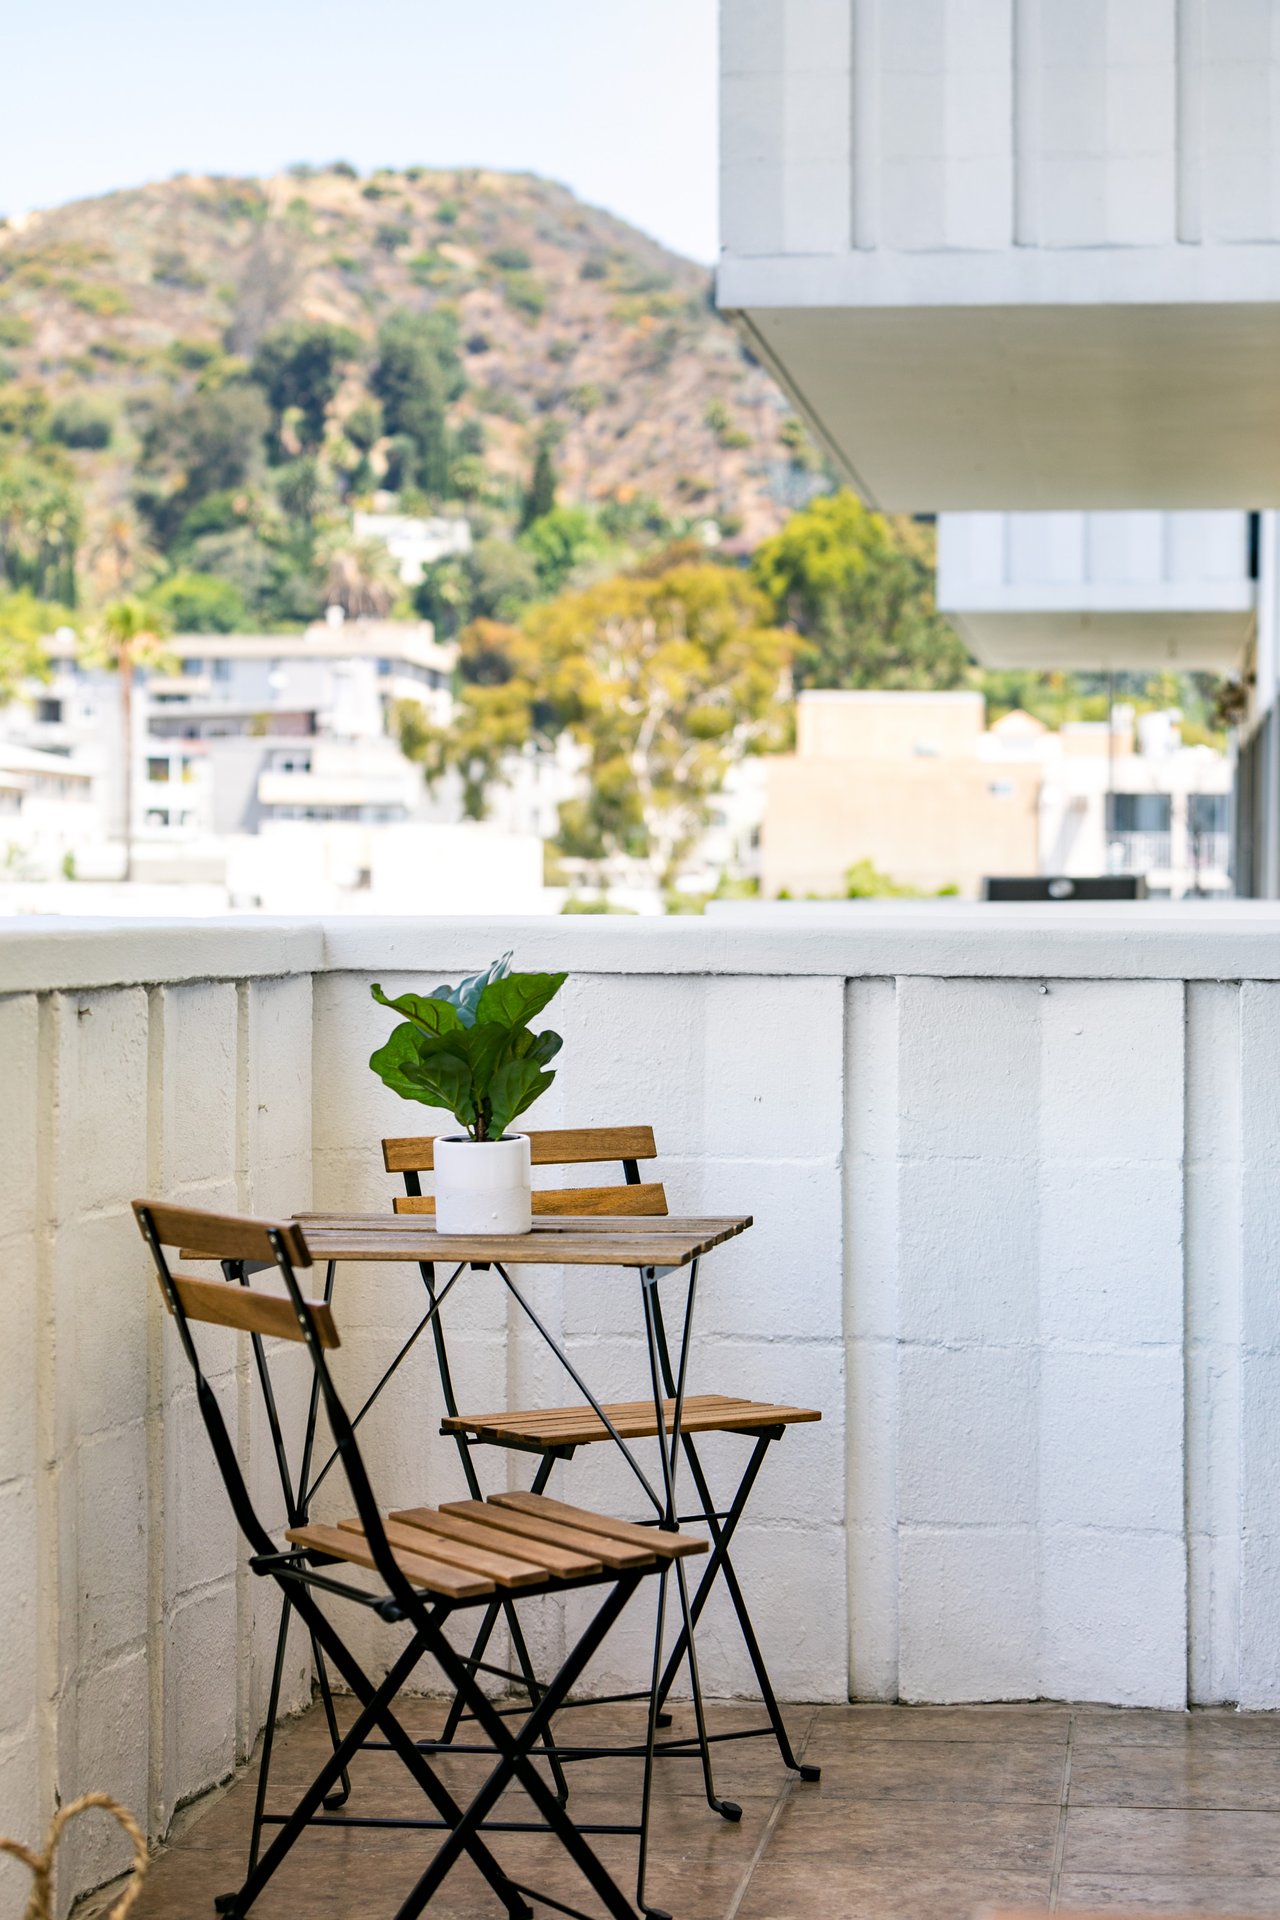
{"left": 368, "top": 952, "right": 566, "bottom": 1234}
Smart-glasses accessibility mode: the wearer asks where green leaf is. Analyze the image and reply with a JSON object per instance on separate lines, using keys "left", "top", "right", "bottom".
{"left": 487, "top": 1057, "right": 556, "bottom": 1139}
{"left": 368, "top": 1024, "right": 477, "bottom": 1125}
{"left": 507, "top": 1025, "right": 562, "bottom": 1068}
{"left": 475, "top": 970, "right": 567, "bottom": 1028}
{"left": 428, "top": 952, "right": 513, "bottom": 1028}
{"left": 371, "top": 983, "right": 462, "bottom": 1038}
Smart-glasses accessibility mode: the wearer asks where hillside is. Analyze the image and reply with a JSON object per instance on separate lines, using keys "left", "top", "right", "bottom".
{"left": 0, "top": 164, "right": 825, "bottom": 617}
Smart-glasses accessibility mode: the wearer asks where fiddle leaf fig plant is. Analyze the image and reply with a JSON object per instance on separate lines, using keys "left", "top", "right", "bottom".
{"left": 369, "top": 951, "right": 567, "bottom": 1141}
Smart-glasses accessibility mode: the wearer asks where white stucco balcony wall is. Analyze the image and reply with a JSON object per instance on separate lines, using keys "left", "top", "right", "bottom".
{"left": 5, "top": 907, "right": 1280, "bottom": 1909}
{"left": 718, "top": 0, "right": 1280, "bottom": 507}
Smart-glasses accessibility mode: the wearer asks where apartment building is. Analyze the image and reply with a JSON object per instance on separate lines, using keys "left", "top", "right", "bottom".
{"left": 762, "top": 690, "right": 1230, "bottom": 901}
{"left": 719, "top": 0, "right": 1280, "bottom": 895}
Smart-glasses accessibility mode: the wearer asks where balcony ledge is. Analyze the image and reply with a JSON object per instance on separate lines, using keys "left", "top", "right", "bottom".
{"left": 4, "top": 900, "right": 1280, "bottom": 995}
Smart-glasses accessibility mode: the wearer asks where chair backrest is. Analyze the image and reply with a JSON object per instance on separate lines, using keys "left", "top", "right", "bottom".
{"left": 133, "top": 1202, "right": 335, "bottom": 1344}
{"left": 134, "top": 1199, "right": 416, "bottom": 1611}
{"left": 382, "top": 1126, "right": 668, "bottom": 1218}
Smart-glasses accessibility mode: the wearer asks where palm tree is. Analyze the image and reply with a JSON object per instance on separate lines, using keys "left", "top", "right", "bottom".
{"left": 91, "top": 598, "right": 172, "bottom": 882}
{"left": 320, "top": 536, "right": 400, "bottom": 618}
{"left": 87, "top": 507, "right": 156, "bottom": 603}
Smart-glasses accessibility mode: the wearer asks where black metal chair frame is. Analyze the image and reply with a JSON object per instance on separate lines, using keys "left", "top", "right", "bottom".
{"left": 135, "top": 1204, "right": 686, "bottom": 1920}
{"left": 400, "top": 1148, "right": 820, "bottom": 1796}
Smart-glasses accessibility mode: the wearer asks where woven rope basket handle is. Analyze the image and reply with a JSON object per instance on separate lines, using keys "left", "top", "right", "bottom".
{"left": 0, "top": 1793, "right": 147, "bottom": 1920}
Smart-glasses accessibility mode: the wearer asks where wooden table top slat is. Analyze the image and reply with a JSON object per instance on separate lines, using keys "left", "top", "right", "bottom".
{"left": 292, "top": 1212, "right": 752, "bottom": 1267}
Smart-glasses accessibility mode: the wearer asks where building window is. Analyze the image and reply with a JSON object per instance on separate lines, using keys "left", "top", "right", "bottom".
{"left": 1107, "top": 793, "right": 1171, "bottom": 834}
{"left": 182, "top": 658, "right": 204, "bottom": 677}
{"left": 212, "top": 658, "right": 232, "bottom": 683}
{"left": 37, "top": 697, "right": 63, "bottom": 724}
{"left": 147, "top": 757, "right": 170, "bottom": 784}
{"left": 1189, "top": 794, "right": 1229, "bottom": 836}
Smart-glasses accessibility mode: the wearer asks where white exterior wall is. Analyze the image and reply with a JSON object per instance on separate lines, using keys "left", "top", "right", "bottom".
{"left": 938, "top": 510, "right": 1253, "bottom": 611}
{"left": 8, "top": 908, "right": 1280, "bottom": 1905}
{"left": 935, "top": 508, "right": 1257, "bottom": 672}
{"left": 722, "top": 0, "right": 1280, "bottom": 258}
{"left": 718, "top": 2, "right": 1280, "bottom": 506}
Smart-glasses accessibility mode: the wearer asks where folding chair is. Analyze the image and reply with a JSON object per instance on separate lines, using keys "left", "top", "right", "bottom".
{"left": 135, "top": 1200, "right": 707, "bottom": 1920}
{"left": 383, "top": 1127, "right": 822, "bottom": 1793}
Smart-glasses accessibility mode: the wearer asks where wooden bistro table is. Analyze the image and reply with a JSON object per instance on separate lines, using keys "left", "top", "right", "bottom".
{"left": 289, "top": 1209, "right": 818, "bottom": 1816}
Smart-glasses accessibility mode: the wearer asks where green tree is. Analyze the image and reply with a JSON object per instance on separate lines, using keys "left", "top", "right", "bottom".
{"left": 134, "top": 383, "right": 271, "bottom": 549}
{"left": 0, "top": 461, "right": 82, "bottom": 602}
{"left": 752, "top": 489, "right": 971, "bottom": 690}
{"left": 527, "top": 563, "right": 793, "bottom": 882}
{"left": 408, "top": 563, "right": 793, "bottom": 878}
{"left": 398, "top": 619, "right": 535, "bottom": 819}
{"left": 251, "top": 322, "right": 361, "bottom": 455}
{"left": 370, "top": 311, "right": 463, "bottom": 497}
{"left": 0, "top": 591, "right": 67, "bottom": 701}
{"left": 520, "top": 436, "right": 557, "bottom": 529}
{"left": 415, "top": 537, "right": 540, "bottom": 635}
{"left": 150, "top": 570, "right": 248, "bottom": 633}
{"left": 518, "top": 506, "right": 607, "bottom": 596}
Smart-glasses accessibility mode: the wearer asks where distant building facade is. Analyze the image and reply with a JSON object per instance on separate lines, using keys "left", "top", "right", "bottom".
{"left": 762, "top": 690, "right": 1231, "bottom": 902}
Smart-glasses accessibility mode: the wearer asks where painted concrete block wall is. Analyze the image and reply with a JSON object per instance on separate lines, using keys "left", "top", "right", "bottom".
{"left": 11, "top": 911, "right": 1280, "bottom": 1911}
{"left": 840, "top": 959, "right": 1278, "bottom": 1711}
{"left": 0, "top": 969, "right": 314, "bottom": 1918}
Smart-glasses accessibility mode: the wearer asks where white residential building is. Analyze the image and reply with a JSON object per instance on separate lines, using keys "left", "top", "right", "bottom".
{"left": 352, "top": 511, "right": 472, "bottom": 584}
{"left": 718, "top": 2, "right": 1280, "bottom": 897}
{"left": 718, "top": 0, "right": 1280, "bottom": 510}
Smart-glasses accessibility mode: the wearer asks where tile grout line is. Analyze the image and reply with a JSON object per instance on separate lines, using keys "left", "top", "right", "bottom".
{"left": 1047, "top": 1710, "right": 1076, "bottom": 1910}
{"left": 721, "top": 1709, "right": 817, "bottom": 1920}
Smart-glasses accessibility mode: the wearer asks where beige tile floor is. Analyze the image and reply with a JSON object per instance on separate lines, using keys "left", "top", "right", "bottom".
{"left": 90, "top": 1699, "right": 1280, "bottom": 1920}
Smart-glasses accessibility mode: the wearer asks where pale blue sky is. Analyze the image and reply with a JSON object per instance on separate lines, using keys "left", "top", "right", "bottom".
{"left": 1, "top": 0, "right": 720, "bottom": 262}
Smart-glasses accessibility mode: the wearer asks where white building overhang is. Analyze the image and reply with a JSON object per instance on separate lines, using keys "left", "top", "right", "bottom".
{"left": 936, "top": 511, "right": 1257, "bottom": 671}
{"left": 721, "top": 246, "right": 1280, "bottom": 510}
{"left": 944, "top": 607, "right": 1253, "bottom": 673}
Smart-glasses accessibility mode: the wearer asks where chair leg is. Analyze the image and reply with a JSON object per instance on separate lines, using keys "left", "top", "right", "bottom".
{"left": 667, "top": 1431, "right": 820, "bottom": 1782}
{"left": 310, "top": 1633, "right": 353, "bottom": 1808}
{"left": 392, "top": 1577, "right": 645, "bottom": 1920}
{"left": 652, "top": 1431, "right": 768, "bottom": 1709}
{"left": 504, "top": 1597, "right": 571, "bottom": 1808}
{"left": 439, "top": 1597, "right": 501, "bottom": 1746}
{"left": 642, "top": 1275, "right": 739, "bottom": 1825}
{"left": 635, "top": 1567, "right": 671, "bottom": 1920}
{"left": 245, "top": 1595, "right": 291, "bottom": 1875}
{"left": 220, "top": 1591, "right": 533, "bottom": 1920}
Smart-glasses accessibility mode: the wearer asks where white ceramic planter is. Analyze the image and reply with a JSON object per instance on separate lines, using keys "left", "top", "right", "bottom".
{"left": 434, "top": 1134, "right": 532, "bottom": 1235}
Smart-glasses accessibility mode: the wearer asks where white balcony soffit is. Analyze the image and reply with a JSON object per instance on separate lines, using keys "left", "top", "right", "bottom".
{"left": 723, "top": 281, "right": 1280, "bottom": 512}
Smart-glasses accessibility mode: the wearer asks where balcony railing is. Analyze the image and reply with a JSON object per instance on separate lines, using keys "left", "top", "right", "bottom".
{"left": 4, "top": 904, "right": 1280, "bottom": 1905}
{"left": 1107, "top": 829, "right": 1172, "bottom": 872}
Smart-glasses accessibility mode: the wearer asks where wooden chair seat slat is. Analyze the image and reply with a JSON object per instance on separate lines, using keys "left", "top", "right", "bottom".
{"left": 337, "top": 1516, "right": 546, "bottom": 1589}
{"left": 393, "top": 1182, "right": 668, "bottom": 1218}
{"left": 390, "top": 1506, "right": 603, "bottom": 1579}
{"left": 490, "top": 1492, "right": 707, "bottom": 1559}
{"left": 284, "top": 1522, "right": 493, "bottom": 1599}
{"left": 439, "top": 1500, "right": 659, "bottom": 1570}
{"left": 383, "top": 1126, "right": 657, "bottom": 1174}
{"left": 444, "top": 1393, "right": 822, "bottom": 1448}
